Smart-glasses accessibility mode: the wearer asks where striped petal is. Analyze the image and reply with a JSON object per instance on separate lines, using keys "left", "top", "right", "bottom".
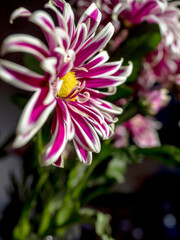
{"left": 82, "top": 51, "right": 109, "bottom": 69}
{"left": 71, "top": 23, "right": 88, "bottom": 52}
{"left": 13, "top": 89, "right": 56, "bottom": 148}
{"left": 74, "top": 22, "right": 114, "bottom": 66}
{"left": 43, "top": 104, "right": 67, "bottom": 165}
{"left": 10, "top": 7, "right": 31, "bottom": 24}
{"left": 69, "top": 107, "right": 101, "bottom": 153}
{"left": 52, "top": 0, "right": 66, "bottom": 12}
{"left": 29, "top": 10, "right": 56, "bottom": 53}
{"left": 63, "top": 3, "right": 75, "bottom": 41}
{"left": 1, "top": 34, "right": 49, "bottom": 61}
{"left": 73, "top": 139, "right": 92, "bottom": 165}
{"left": 77, "top": 3, "right": 102, "bottom": 38}
{"left": 45, "top": 3, "right": 68, "bottom": 32}
{"left": 0, "top": 59, "right": 45, "bottom": 91}
{"left": 81, "top": 76, "right": 126, "bottom": 88}
{"left": 89, "top": 98, "right": 123, "bottom": 115}
{"left": 76, "top": 60, "right": 123, "bottom": 78}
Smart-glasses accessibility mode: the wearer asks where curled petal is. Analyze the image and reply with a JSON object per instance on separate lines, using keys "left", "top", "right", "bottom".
{"left": 73, "top": 139, "right": 92, "bottom": 165}
{"left": 71, "top": 23, "right": 88, "bottom": 52}
{"left": 53, "top": 155, "right": 64, "bottom": 167}
{"left": 1, "top": 34, "right": 49, "bottom": 61}
{"left": 89, "top": 98, "right": 123, "bottom": 115}
{"left": 29, "top": 10, "right": 56, "bottom": 52}
{"left": 43, "top": 104, "right": 67, "bottom": 165}
{"left": 45, "top": 3, "right": 68, "bottom": 32}
{"left": 76, "top": 60, "right": 123, "bottom": 78}
{"left": 40, "top": 57, "right": 57, "bottom": 83}
{"left": 13, "top": 89, "right": 56, "bottom": 148}
{"left": 63, "top": 3, "right": 75, "bottom": 41}
{"left": 74, "top": 22, "right": 114, "bottom": 66}
{"left": 112, "top": 61, "right": 133, "bottom": 78}
{"left": 83, "top": 87, "right": 117, "bottom": 98}
{"left": 82, "top": 51, "right": 109, "bottom": 69}
{"left": 69, "top": 108, "right": 101, "bottom": 153}
{"left": 0, "top": 59, "right": 44, "bottom": 91}
{"left": 10, "top": 7, "right": 31, "bottom": 24}
{"left": 77, "top": 3, "right": 102, "bottom": 38}
{"left": 51, "top": 0, "right": 66, "bottom": 12}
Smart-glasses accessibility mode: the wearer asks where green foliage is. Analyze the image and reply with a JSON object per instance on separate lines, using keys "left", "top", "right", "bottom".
{"left": 23, "top": 54, "right": 44, "bottom": 75}
{"left": 135, "top": 145, "right": 180, "bottom": 166}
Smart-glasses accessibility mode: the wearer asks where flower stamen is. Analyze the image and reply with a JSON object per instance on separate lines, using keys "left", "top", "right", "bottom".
{"left": 57, "top": 72, "right": 78, "bottom": 101}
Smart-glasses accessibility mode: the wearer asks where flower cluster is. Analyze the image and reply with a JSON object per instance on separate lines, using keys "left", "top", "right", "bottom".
{"left": 0, "top": 0, "right": 132, "bottom": 166}
{"left": 75, "top": 0, "right": 180, "bottom": 148}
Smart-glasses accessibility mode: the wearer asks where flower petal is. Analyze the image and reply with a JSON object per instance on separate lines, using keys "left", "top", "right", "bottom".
{"left": 16, "top": 89, "right": 56, "bottom": 135}
{"left": 74, "top": 22, "right": 114, "bottom": 66}
{"left": 77, "top": 3, "right": 102, "bottom": 38}
{"left": 82, "top": 51, "right": 109, "bottom": 69}
{"left": 29, "top": 10, "right": 56, "bottom": 53}
{"left": 13, "top": 89, "right": 56, "bottom": 148}
{"left": 69, "top": 107, "right": 101, "bottom": 153}
{"left": 10, "top": 7, "right": 31, "bottom": 24}
{"left": 76, "top": 60, "right": 123, "bottom": 78}
{"left": 0, "top": 59, "right": 45, "bottom": 91}
{"left": 43, "top": 104, "right": 67, "bottom": 165}
{"left": 71, "top": 23, "right": 88, "bottom": 52}
{"left": 45, "top": 3, "right": 68, "bottom": 32}
{"left": 73, "top": 139, "right": 92, "bottom": 165}
{"left": 1, "top": 34, "right": 49, "bottom": 61}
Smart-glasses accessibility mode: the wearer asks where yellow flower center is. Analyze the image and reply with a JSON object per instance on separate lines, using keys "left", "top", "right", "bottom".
{"left": 57, "top": 72, "right": 78, "bottom": 101}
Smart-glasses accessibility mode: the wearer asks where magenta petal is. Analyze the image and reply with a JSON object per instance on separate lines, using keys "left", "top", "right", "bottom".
{"left": 69, "top": 106, "right": 101, "bottom": 152}
{"left": 10, "top": 7, "right": 31, "bottom": 23}
{"left": 29, "top": 10, "right": 56, "bottom": 53}
{"left": 77, "top": 3, "right": 101, "bottom": 38}
{"left": 53, "top": 155, "right": 64, "bottom": 167}
{"left": 52, "top": 0, "right": 65, "bottom": 12}
{"left": 17, "top": 89, "right": 56, "bottom": 134}
{"left": 76, "top": 61, "right": 122, "bottom": 78}
{"left": 0, "top": 59, "right": 45, "bottom": 90}
{"left": 1, "top": 34, "right": 49, "bottom": 61}
{"left": 83, "top": 87, "right": 116, "bottom": 98}
{"left": 73, "top": 139, "right": 92, "bottom": 165}
{"left": 82, "top": 51, "right": 109, "bottom": 70}
{"left": 74, "top": 22, "right": 114, "bottom": 67}
{"left": 71, "top": 23, "right": 87, "bottom": 52}
{"left": 81, "top": 76, "right": 125, "bottom": 88}
{"left": 43, "top": 104, "right": 67, "bottom": 165}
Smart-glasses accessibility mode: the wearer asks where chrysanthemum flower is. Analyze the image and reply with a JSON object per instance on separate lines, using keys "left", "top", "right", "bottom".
{"left": 0, "top": 0, "right": 132, "bottom": 166}
{"left": 75, "top": 0, "right": 128, "bottom": 31}
{"left": 114, "top": 114, "right": 161, "bottom": 148}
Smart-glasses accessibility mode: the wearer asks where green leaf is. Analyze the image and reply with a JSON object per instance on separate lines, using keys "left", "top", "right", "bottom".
{"left": 106, "top": 157, "right": 127, "bottom": 183}
{"left": 96, "top": 212, "right": 115, "bottom": 240}
{"left": 135, "top": 145, "right": 180, "bottom": 166}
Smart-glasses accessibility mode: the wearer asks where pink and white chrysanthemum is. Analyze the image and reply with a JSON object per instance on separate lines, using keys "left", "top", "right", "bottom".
{"left": 114, "top": 114, "right": 161, "bottom": 148}
{"left": 120, "top": 0, "right": 180, "bottom": 56}
{"left": 0, "top": 0, "right": 132, "bottom": 166}
{"left": 75, "top": 0, "right": 128, "bottom": 31}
